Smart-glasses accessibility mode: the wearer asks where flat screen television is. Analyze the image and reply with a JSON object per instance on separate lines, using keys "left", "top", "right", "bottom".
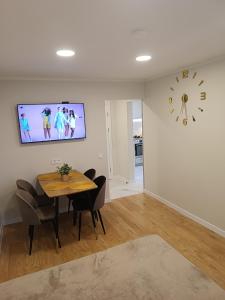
{"left": 17, "top": 103, "right": 86, "bottom": 144}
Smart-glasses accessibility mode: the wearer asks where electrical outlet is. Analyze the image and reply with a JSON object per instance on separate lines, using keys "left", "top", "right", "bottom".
{"left": 51, "top": 159, "right": 61, "bottom": 165}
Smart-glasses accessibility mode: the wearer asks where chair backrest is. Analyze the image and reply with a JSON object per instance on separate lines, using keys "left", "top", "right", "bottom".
{"left": 16, "top": 189, "right": 40, "bottom": 225}
{"left": 16, "top": 179, "right": 37, "bottom": 198}
{"left": 92, "top": 176, "right": 106, "bottom": 211}
{"left": 84, "top": 169, "right": 96, "bottom": 180}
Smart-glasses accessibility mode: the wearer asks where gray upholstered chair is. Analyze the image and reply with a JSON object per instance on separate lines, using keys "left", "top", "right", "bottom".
{"left": 67, "top": 168, "right": 96, "bottom": 214}
{"left": 16, "top": 179, "right": 52, "bottom": 207}
{"left": 16, "top": 189, "right": 61, "bottom": 255}
{"left": 72, "top": 175, "right": 106, "bottom": 240}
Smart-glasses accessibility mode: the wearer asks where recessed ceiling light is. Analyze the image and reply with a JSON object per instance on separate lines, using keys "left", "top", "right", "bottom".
{"left": 56, "top": 49, "right": 75, "bottom": 57}
{"left": 136, "top": 55, "right": 152, "bottom": 62}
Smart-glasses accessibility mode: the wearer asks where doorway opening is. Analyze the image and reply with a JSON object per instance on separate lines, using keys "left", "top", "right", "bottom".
{"left": 105, "top": 99, "right": 144, "bottom": 200}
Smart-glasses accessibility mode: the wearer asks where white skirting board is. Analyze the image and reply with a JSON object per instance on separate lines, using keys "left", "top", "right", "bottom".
{"left": 144, "top": 189, "right": 225, "bottom": 239}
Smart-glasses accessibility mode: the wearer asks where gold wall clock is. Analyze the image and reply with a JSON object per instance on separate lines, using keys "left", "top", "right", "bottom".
{"left": 168, "top": 69, "right": 207, "bottom": 126}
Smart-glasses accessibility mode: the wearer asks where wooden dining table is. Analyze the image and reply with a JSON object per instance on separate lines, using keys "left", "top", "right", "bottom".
{"left": 37, "top": 170, "right": 97, "bottom": 246}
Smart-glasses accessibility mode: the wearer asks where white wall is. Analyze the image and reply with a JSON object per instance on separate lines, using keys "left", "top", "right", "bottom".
{"left": 2, "top": 58, "right": 225, "bottom": 235}
{"left": 132, "top": 101, "right": 142, "bottom": 119}
{"left": 133, "top": 121, "right": 142, "bottom": 137}
{"left": 110, "top": 100, "right": 135, "bottom": 181}
{"left": 0, "top": 80, "right": 143, "bottom": 224}
{"left": 132, "top": 100, "right": 142, "bottom": 137}
{"left": 143, "top": 58, "right": 225, "bottom": 231}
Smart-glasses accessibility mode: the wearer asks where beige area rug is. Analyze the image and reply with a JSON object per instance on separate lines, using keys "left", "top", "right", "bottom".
{"left": 0, "top": 235, "right": 224, "bottom": 300}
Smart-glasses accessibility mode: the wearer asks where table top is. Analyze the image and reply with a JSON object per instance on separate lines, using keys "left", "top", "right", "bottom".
{"left": 37, "top": 170, "right": 97, "bottom": 198}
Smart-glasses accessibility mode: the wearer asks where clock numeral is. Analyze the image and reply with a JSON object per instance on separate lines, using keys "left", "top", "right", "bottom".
{"left": 170, "top": 87, "right": 174, "bottom": 91}
{"left": 200, "top": 92, "right": 206, "bottom": 100}
{"left": 168, "top": 97, "right": 173, "bottom": 104}
{"left": 176, "top": 77, "right": 179, "bottom": 83}
{"left": 183, "top": 118, "right": 188, "bottom": 126}
{"left": 192, "top": 116, "right": 196, "bottom": 122}
{"left": 192, "top": 72, "right": 197, "bottom": 79}
{"left": 198, "top": 107, "right": 204, "bottom": 112}
{"left": 168, "top": 97, "right": 174, "bottom": 114}
{"left": 182, "top": 69, "right": 189, "bottom": 79}
{"left": 198, "top": 80, "right": 204, "bottom": 86}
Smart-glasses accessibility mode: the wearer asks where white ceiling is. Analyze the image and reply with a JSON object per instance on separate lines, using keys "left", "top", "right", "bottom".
{"left": 1, "top": 0, "right": 225, "bottom": 81}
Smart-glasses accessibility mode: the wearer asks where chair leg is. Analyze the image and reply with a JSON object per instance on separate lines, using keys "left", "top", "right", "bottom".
{"left": 28, "top": 225, "right": 31, "bottom": 237}
{"left": 73, "top": 209, "right": 77, "bottom": 226}
{"left": 91, "top": 211, "right": 98, "bottom": 240}
{"left": 91, "top": 211, "right": 96, "bottom": 228}
{"left": 28, "top": 225, "right": 34, "bottom": 255}
{"left": 68, "top": 199, "right": 71, "bottom": 214}
{"left": 97, "top": 210, "right": 106, "bottom": 234}
{"left": 94, "top": 211, "right": 98, "bottom": 222}
{"left": 78, "top": 212, "right": 82, "bottom": 241}
{"left": 52, "top": 219, "right": 61, "bottom": 248}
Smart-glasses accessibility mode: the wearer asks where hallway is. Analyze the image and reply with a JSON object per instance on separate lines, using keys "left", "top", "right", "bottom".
{"left": 109, "top": 166, "right": 143, "bottom": 200}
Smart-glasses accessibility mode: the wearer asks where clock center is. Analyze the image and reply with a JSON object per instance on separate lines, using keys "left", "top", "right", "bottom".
{"left": 181, "top": 93, "right": 188, "bottom": 103}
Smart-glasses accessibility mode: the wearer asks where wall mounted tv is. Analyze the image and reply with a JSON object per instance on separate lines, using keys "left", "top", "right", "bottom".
{"left": 17, "top": 103, "right": 86, "bottom": 144}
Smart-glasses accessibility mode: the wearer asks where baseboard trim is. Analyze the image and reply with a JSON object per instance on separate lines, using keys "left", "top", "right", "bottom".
{"left": 0, "top": 224, "right": 3, "bottom": 254}
{"left": 144, "top": 189, "right": 225, "bottom": 238}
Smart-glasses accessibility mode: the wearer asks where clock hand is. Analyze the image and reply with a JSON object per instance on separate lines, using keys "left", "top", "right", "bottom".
{"left": 181, "top": 94, "right": 188, "bottom": 126}
{"left": 183, "top": 102, "right": 188, "bottom": 126}
{"left": 176, "top": 100, "right": 184, "bottom": 122}
{"left": 184, "top": 101, "right": 188, "bottom": 119}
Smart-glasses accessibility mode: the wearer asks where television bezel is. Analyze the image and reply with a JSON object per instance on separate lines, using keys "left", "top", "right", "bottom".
{"left": 16, "top": 102, "right": 86, "bottom": 144}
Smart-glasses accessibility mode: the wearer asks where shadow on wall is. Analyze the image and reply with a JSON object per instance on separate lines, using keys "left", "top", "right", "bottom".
{"left": 1, "top": 187, "right": 21, "bottom": 225}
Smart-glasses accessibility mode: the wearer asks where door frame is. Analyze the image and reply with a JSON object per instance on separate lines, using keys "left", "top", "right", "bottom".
{"left": 105, "top": 99, "right": 144, "bottom": 184}
{"left": 105, "top": 100, "right": 113, "bottom": 179}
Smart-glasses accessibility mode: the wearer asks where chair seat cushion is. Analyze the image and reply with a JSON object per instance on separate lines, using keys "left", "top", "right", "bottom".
{"left": 37, "top": 206, "right": 55, "bottom": 221}
{"left": 35, "top": 194, "right": 52, "bottom": 207}
{"left": 72, "top": 192, "right": 93, "bottom": 211}
{"left": 67, "top": 191, "right": 84, "bottom": 200}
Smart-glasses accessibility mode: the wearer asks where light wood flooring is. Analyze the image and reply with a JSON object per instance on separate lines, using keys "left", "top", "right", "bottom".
{"left": 1, "top": 193, "right": 225, "bottom": 290}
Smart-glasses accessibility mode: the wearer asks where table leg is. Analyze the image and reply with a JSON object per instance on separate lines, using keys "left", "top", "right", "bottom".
{"left": 54, "top": 197, "right": 61, "bottom": 248}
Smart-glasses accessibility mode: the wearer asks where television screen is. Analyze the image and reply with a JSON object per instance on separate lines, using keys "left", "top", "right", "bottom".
{"left": 17, "top": 103, "right": 86, "bottom": 144}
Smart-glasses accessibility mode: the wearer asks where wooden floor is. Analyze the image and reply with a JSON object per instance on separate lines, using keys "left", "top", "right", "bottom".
{"left": 1, "top": 193, "right": 225, "bottom": 290}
